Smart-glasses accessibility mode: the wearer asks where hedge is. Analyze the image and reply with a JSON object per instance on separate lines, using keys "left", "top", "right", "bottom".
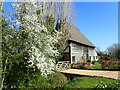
{"left": 101, "top": 60, "right": 120, "bottom": 69}
{"left": 71, "top": 62, "right": 91, "bottom": 69}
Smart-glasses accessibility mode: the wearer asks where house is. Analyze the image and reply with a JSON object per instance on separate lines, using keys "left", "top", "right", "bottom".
{"left": 63, "top": 25, "right": 98, "bottom": 64}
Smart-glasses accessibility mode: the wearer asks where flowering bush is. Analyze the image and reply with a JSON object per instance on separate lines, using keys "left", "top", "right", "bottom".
{"left": 1, "top": 1, "right": 74, "bottom": 89}
{"left": 101, "top": 60, "right": 120, "bottom": 69}
{"left": 8, "top": 2, "right": 64, "bottom": 77}
{"left": 71, "top": 62, "right": 91, "bottom": 69}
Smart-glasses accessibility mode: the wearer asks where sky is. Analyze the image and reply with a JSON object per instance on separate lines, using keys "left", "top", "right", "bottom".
{"left": 74, "top": 2, "right": 118, "bottom": 51}
{"left": 2, "top": 2, "right": 118, "bottom": 51}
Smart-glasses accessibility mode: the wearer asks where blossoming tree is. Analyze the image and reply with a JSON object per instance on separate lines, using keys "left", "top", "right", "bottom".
{"left": 11, "top": 1, "right": 75, "bottom": 76}
{"left": 12, "top": 2, "right": 60, "bottom": 77}
{"left": 1, "top": 1, "right": 75, "bottom": 88}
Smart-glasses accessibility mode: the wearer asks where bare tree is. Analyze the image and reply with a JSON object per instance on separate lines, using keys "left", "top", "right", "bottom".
{"left": 107, "top": 43, "right": 120, "bottom": 59}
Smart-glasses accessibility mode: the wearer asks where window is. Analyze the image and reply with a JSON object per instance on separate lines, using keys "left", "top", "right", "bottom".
{"left": 82, "top": 56, "right": 83, "bottom": 59}
{"left": 96, "top": 56, "right": 97, "bottom": 59}
{"left": 72, "top": 56, "right": 75, "bottom": 62}
{"left": 83, "top": 46, "right": 88, "bottom": 54}
{"left": 89, "top": 56, "right": 91, "bottom": 60}
{"left": 73, "top": 45, "right": 76, "bottom": 47}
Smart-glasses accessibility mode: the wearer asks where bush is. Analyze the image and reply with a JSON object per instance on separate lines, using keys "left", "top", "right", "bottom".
{"left": 16, "top": 71, "right": 68, "bottom": 88}
{"left": 72, "top": 64, "right": 85, "bottom": 69}
{"left": 2, "top": 52, "right": 29, "bottom": 88}
{"left": 71, "top": 62, "right": 91, "bottom": 69}
{"left": 17, "top": 72, "right": 49, "bottom": 88}
{"left": 101, "top": 60, "right": 120, "bottom": 69}
{"left": 47, "top": 72, "right": 68, "bottom": 88}
{"left": 91, "top": 62, "right": 102, "bottom": 69}
{"left": 87, "top": 60, "right": 91, "bottom": 62}
{"left": 91, "top": 61, "right": 97, "bottom": 64}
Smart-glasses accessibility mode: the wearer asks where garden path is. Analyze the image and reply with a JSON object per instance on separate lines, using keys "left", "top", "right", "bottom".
{"left": 60, "top": 69, "right": 120, "bottom": 79}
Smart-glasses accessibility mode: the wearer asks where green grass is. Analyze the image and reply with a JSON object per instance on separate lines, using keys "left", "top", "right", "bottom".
{"left": 91, "top": 62, "right": 102, "bottom": 69}
{"left": 63, "top": 76, "right": 119, "bottom": 88}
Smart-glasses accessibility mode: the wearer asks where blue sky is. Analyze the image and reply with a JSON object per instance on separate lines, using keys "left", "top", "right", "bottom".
{"left": 74, "top": 2, "right": 118, "bottom": 51}
{"left": 3, "top": 2, "right": 118, "bottom": 51}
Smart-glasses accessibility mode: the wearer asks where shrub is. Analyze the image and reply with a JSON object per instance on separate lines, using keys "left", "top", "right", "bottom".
{"left": 101, "top": 60, "right": 120, "bottom": 69}
{"left": 73, "top": 64, "right": 85, "bottom": 69}
{"left": 16, "top": 71, "right": 68, "bottom": 88}
{"left": 47, "top": 72, "right": 68, "bottom": 88}
{"left": 91, "top": 62, "right": 102, "bottom": 69}
{"left": 2, "top": 52, "right": 29, "bottom": 88}
{"left": 91, "top": 61, "right": 97, "bottom": 64}
{"left": 71, "top": 62, "right": 91, "bottom": 69}
{"left": 87, "top": 60, "right": 91, "bottom": 62}
{"left": 17, "top": 72, "right": 49, "bottom": 88}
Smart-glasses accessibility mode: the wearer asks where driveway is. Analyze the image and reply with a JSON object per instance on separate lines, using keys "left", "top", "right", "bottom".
{"left": 60, "top": 69, "right": 120, "bottom": 79}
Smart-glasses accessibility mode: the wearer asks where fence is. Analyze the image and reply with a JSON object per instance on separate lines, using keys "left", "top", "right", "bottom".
{"left": 56, "top": 61, "right": 71, "bottom": 70}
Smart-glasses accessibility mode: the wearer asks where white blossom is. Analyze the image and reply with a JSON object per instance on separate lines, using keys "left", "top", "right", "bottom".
{"left": 12, "top": 2, "right": 60, "bottom": 77}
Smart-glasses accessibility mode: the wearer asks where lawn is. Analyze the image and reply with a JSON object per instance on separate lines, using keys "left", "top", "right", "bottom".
{"left": 64, "top": 76, "right": 119, "bottom": 88}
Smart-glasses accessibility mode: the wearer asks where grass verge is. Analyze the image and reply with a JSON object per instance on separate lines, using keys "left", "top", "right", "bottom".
{"left": 63, "top": 76, "right": 119, "bottom": 88}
